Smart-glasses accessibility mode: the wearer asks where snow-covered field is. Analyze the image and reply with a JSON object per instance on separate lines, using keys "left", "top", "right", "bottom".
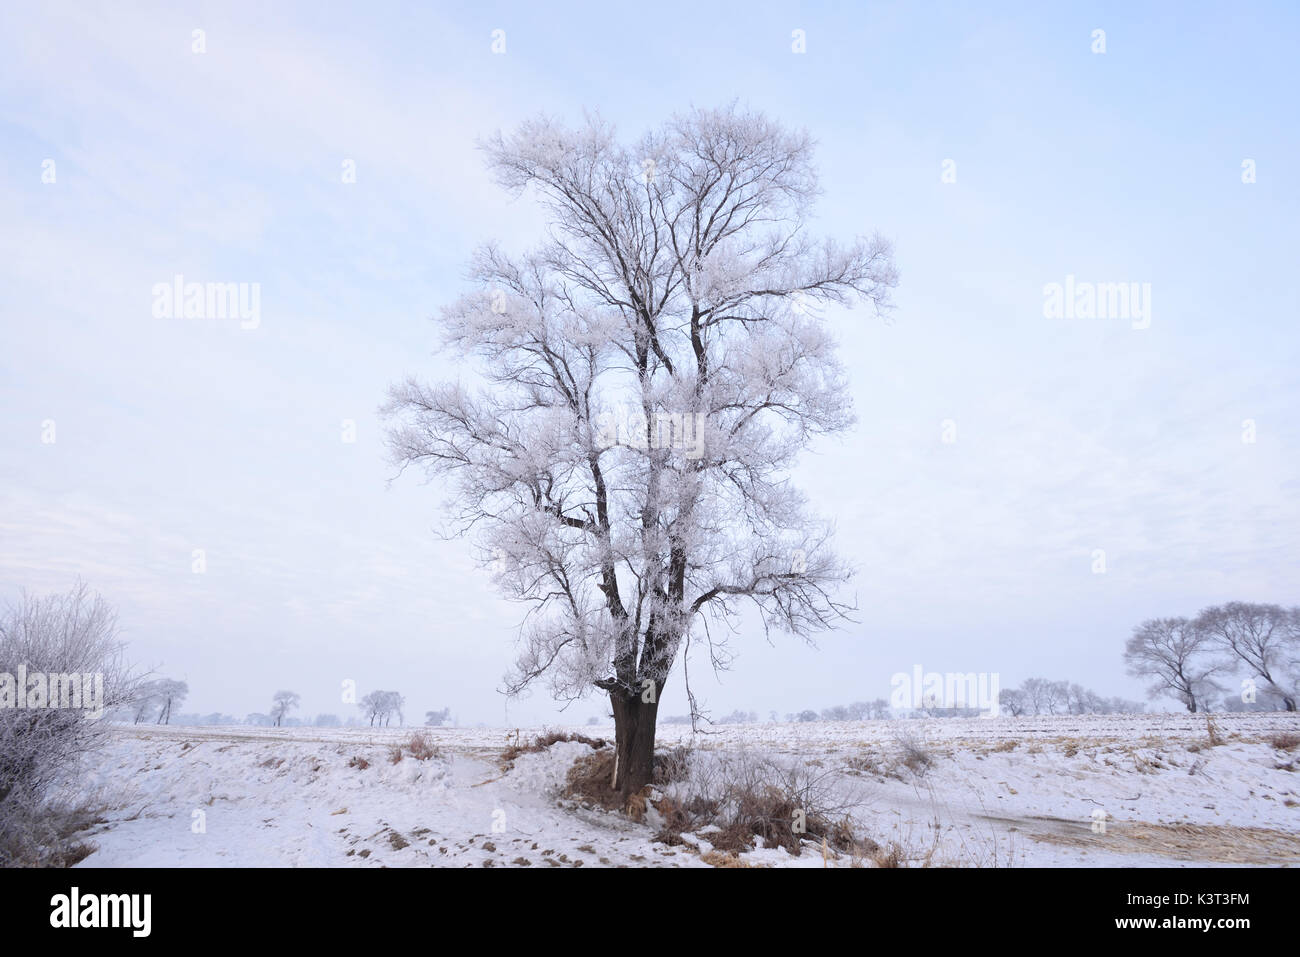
{"left": 70, "top": 714, "right": 1300, "bottom": 868}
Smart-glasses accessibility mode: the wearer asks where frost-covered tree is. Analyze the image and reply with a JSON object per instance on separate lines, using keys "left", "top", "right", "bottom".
{"left": 1124, "top": 617, "right": 1223, "bottom": 713}
{"left": 151, "top": 679, "right": 187, "bottom": 725}
{"left": 270, "top": 690, "right": 300, "bottom": 727}
{"left": 385, "top": 106, "right": 897, "bottom": 797}
{"left": 1195, "top": 602, "right": 1297, "bottom": 711}
{"left": 424, "top": 707, "right": 452, "bottom": 727}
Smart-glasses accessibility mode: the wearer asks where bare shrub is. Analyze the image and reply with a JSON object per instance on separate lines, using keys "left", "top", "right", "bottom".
{"left": 0, "top": 582, "right": 138, "bottom": 867}
{"left": 891, "top": 725, "right": 934, "bottom": 776}
{"left": 652, "top": 745, "right": 692, "bottom": 786}
{"left": 844, "top": 752, "right": 881, "bottom": 775}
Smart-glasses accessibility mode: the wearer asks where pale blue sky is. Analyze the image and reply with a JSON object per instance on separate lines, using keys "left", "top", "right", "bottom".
{"left": 1, "top": 2, "right": 1296, "bottom": 723}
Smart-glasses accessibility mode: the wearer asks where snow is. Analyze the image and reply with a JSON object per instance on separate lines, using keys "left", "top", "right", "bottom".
{"left": 67, "top": 714, "right": 1300, "bottom": 867}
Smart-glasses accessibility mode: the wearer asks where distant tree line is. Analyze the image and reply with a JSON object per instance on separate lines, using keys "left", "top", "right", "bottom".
{"left": 999, "top": 679, "right": 1143, "bottom": 717}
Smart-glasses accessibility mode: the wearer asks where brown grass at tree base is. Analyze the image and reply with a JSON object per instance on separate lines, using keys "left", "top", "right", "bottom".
{"left": 561, "top": 744, "right": 878, "bottom": 864}
{"left": 563, "top": 750, "right": 624, "bottom": 810}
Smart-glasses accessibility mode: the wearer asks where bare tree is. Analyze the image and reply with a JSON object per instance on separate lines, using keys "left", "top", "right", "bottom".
{"left": 1020, "top": 677, "right": 1058, "bottom": 715}
{"left": 382, "top": 691, "right": 405, "bottom": 727}
{"left": 1124, "top": 617, "right": 1223, "bottom": 713}
{"left": 1195, "top": 602, "right": 1297, "bottom": 711}
{"left": 359, "top": 691, "right": 382, "bottom": 727}
{"left": 270, "top": 690, "right": 300, "bottom": 727}
{"left": 424, "top": 707, "right": 452, "bottom": 727}
{"left": 359, "top": 690, "right": 404, "bottom": 727}
{"left": 999, "top": 687, "right": 1028, "bottom": 716}
{"left": 384, "top": 106, "right": 897, "bottom": 797}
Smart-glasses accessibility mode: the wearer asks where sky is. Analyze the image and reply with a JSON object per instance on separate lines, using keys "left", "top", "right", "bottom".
{"left": 1, "top": 1, "right": 1297, "bottom": 725}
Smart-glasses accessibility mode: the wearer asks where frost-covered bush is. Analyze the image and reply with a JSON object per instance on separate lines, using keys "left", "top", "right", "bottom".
{"left": 0, "top": 582, "right": 136, "bottom": 866}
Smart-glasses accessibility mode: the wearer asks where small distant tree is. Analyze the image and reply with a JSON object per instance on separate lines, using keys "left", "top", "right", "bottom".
{"left": 382, "top": 691, "right": 405, "bottom": 726}
{"left": 1020, "top": 677, "right": 1069, "bottom": 715}
{"left": 270, "top": 690, "right": 300, "bottom": 727}
{"left": 361, "top": 690, "right": 404, "bottom": 726}
{"left": 424, "top": 707, "right": 452, "bottom": 727}
{"left": 130, "top": 689, "right": 159, "bottom": 725}
{"left": 360, "top": 691, "right": 382, "bottom": 727}
{"left": 999, "top": 687, "right": 1028, "bottom": 716}
{"left": 1124, "top": 617, "right": 1223, "bottom": 713}
{"left": 152, "top": 679, "right": 188, "bottom": 725}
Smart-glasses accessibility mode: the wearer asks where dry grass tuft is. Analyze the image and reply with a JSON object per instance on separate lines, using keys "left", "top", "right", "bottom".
{"left": 1269, "top": 731, "right": 1300, "bottom": 752}
{"left": 701, "top": 849, "right": 761, "bottom": 868}
{"left": 405, "top": 731, "right": 440, "bottom": 761}
{"left": 1205, "top": 714, "right": 1225, "bottom": 748}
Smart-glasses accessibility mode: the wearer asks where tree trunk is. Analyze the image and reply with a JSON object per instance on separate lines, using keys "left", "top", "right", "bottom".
{"left": 609, "top": 689, "right": 659, "bottom": 800}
